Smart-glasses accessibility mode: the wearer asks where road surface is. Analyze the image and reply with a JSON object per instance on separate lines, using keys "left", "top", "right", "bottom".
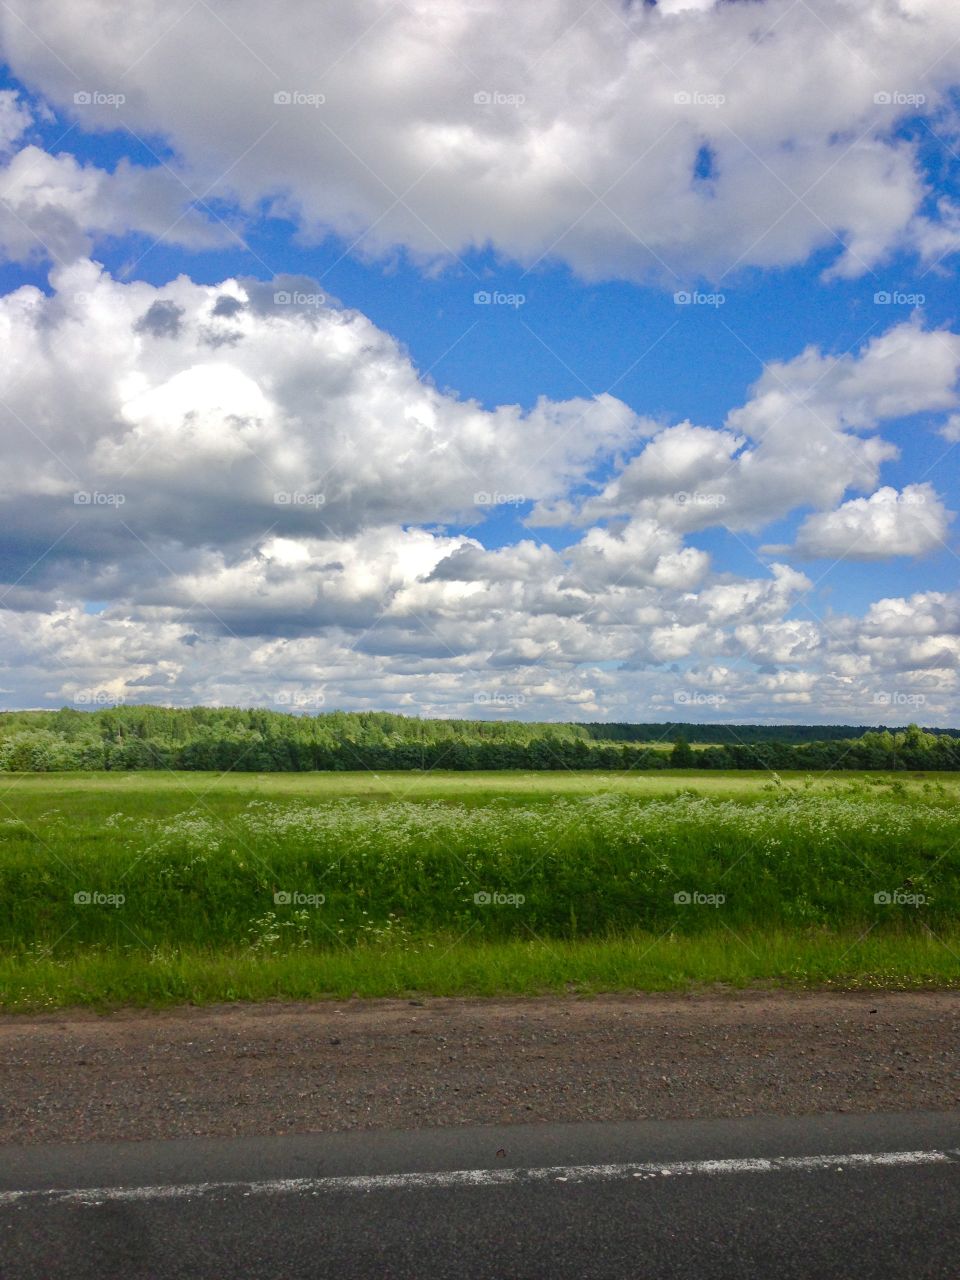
{"left": 2, "top": 1111, "right": 958, "bottom": 1278}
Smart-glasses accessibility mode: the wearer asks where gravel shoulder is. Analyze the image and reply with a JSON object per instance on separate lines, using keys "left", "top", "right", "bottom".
{"left": 1, "top": 990, "right": 957, "bottom": 1145}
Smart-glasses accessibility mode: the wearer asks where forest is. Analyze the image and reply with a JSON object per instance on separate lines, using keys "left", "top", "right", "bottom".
{"left": 0, "top": 706, "right": 957, "bottom": 772}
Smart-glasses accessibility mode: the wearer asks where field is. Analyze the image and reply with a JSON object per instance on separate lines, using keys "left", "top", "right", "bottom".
{"left": 1, "top": 769, "right": 959, "bottom": 1010}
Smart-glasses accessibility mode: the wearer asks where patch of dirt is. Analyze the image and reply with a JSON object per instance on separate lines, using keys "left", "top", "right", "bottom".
{"left": 0, "top": 990, "right": 957, "bottom": 1144}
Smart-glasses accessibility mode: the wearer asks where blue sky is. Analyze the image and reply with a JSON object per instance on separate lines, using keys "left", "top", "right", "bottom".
{"left": 0, "top": 1, "right": 959, "bottom": 722}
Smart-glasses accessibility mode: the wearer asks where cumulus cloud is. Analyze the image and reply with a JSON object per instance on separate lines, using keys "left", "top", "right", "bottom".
{"left": 0, "top": 258, "right": 956, "bottom": 720}
{"left": 821, "top": 589, "right": 960, "bottom": 713}
{"left": 0, "top": 258, "right": 643, "bottom": 592}
{"left": 785, "top": 484, "right": 953, "bottom": 560}
{"left": 532, "top": 322, "right": 960, "bottom": 536}
{"left": 0, "top": 544, "right": 804, "bottom": 710}
{"left": 4, "top": 1, "right": 960, "bottom": 281}
{"left": 0, "top": 87, "right": 31, "bottom": 153}
{"left": 566, "top": 518, "right": 710, "bottom": 590}
{"left": 139, "top": 528, "right": 475, "bottom": 638}
{"left": 4, "top": 575, "right": 957, "bottom": 723}
{"left": 0, "top": 91, "right": 232, "bottom": 264}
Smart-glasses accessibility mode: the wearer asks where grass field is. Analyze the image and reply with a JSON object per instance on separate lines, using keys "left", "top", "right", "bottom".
{"left": 1, "top": 770, "right": 958, "bottom": 1009}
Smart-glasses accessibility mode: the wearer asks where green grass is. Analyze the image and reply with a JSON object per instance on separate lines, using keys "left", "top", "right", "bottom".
{"left": 1, "top": 770, "right": 958, "bottom": 1010}
{"left": 4, "top": 765, "right": 958, "bottom": 808}
{"left": 2, "top": 930, "right": 958, "bottom": 1013}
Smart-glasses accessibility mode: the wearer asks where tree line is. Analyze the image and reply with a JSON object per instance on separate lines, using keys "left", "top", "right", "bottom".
{"left": 0, "top": 707, "right": 957, "bottom": 772}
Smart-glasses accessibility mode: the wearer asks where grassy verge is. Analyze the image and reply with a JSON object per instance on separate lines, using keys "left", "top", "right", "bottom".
{"left": 3, "top": 773, "right": 959, "bottom": 1011}
{"left": 2, "top": 929, "right": 958, "bottom": 1012}
{"left": 5, "top": 785, "right": 960, "bottom": 946}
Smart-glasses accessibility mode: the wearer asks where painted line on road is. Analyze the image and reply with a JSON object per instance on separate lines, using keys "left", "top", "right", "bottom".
{"left": 1, "top": 1148, "right": 958, "bottom": 1206}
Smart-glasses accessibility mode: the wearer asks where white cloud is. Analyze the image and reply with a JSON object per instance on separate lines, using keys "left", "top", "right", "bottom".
{"left": 787, "top": 484, "right": 953, "bottom": 560}
{"left": 0, "top": 259, "right": 642, "bottom": 565}
{"left": 0, "top": 88, "right": 31, "bottom": 153}
{"left": 533, "top": 322, "right": 960, "bottom": 537}
{"left": 5, "top": 1, "right": 960, "bottom": 281}
{"left": 3, "top": 569, "right": 959, "bottom": 722}
{"left": 567, "top": 518, "right": 710, "bottom": 590}
{"left": 0, "top": 259, "right": 956, "bottom": 719}
{"left": 822, "top": 590, "right": 960, "bottom": 713}
{"left": 0, "top": 91, "right": 232, "bottom": 264}
{"left": 142, "top": 527, "right": 475, "bottom": 636}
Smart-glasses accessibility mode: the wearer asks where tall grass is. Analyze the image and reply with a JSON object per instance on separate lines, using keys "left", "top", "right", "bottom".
{"left": 1, "top": 778, "right": 958, "bottom": 955}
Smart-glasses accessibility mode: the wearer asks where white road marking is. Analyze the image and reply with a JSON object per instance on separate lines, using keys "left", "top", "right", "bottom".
{"left": 1, "top": 1148, "right": 956, "bottom": 1206}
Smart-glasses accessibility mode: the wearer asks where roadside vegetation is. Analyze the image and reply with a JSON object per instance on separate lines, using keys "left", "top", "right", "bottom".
{"left": 1, "top": 771, "right": 958, "bottom": 1009}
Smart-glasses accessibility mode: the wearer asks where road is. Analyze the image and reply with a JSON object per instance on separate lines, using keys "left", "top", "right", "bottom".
{"left": 2, "top": 1111, "right": 959, "bottom": 1278}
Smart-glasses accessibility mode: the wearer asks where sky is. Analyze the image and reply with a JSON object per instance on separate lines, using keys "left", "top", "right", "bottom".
{"left": 0, "top": 0, "right": 959, "bottom": 724}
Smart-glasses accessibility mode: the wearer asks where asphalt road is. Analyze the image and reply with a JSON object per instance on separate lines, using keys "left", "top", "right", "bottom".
{"left": 1, "top": 1111, "right": 958, "bottom": 1278}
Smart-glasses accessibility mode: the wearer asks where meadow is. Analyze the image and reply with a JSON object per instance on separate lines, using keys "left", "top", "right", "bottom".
{"left": 1, "top": 770, "right": 958, "bottom": 1009}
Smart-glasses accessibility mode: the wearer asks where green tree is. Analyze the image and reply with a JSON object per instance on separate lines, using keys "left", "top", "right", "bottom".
{"left": 670, "top": 734, "right": 695, "bottom": 768}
